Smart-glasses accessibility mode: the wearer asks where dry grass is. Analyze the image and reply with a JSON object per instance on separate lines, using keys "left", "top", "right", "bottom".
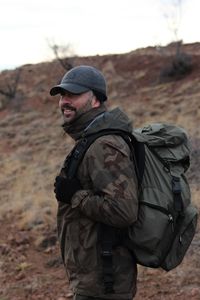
{"left": 0, "top": 44, "right": 199, "bottom": 231}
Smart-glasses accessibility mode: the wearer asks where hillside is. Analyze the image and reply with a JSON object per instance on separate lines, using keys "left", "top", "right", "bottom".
{"left": 0, "top": 42, "right": 200, "bottom": 300}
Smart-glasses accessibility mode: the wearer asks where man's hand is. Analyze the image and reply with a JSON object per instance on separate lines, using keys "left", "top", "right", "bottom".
{"left": 54, "top": 175, "right": 82, "bottom": 204}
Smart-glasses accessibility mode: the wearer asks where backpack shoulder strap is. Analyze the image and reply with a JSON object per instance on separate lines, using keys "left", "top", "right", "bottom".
{"left": 123, "top": 132, "right": 145, "bottom": 187}
{"left": 62, "top": 131, "right": 105, "bottom": 179}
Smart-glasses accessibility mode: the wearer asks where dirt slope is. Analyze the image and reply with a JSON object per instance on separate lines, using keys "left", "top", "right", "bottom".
{"left": 0, "top": 42, "right": 200, "bottom": 299}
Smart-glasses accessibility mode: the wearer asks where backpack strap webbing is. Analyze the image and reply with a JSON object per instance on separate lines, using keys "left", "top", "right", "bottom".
{"left": 98, "top": 224, "right": 116, "bottom": 294}
{"left": 62, "top": 132, "right": 107, "bottom": 179}
{"left": 172, "top": 176, "right": 184, "bottom": 213}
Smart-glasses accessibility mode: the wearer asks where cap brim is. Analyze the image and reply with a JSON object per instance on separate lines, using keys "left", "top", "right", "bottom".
{"left": 50, "top": 83, "right": 90, "bottom": 96}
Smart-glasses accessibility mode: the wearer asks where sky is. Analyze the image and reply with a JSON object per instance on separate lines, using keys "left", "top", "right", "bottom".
{"left": 0, "top": 0, "right": 199, "bottom": 70}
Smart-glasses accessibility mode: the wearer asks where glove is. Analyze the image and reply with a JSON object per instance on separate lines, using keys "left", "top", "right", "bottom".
{"left": 54, "top": 175, "right": 82, "bottom": 204}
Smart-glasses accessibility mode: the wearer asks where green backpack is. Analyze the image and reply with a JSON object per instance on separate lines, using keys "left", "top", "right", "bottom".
{"left": 63, "top": 123, "right": 198, "bottom": 291}
{"left": 123, "top": 123, "right": 198, "bottom": 271}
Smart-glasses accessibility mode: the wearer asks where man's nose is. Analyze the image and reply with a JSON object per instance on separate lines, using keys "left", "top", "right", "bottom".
{"left": 60, "top": 95, "right": 71, "bottom": 105}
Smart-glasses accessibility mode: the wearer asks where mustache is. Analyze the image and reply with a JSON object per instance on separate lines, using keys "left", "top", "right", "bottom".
{"left": 61, "top": 104, "right": 76, "bottom": 111}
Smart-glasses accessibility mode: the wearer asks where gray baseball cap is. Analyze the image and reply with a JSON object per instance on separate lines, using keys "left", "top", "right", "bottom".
{"left": 50, "top": 65, "right": 107, "bottom": 101}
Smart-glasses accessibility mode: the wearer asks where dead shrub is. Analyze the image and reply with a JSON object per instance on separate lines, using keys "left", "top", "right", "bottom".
{"left": 159, "top": 52, "right": 193, "bottom": 82}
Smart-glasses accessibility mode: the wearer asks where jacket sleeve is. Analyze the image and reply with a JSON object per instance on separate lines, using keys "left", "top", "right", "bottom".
{"left": 71, "top": 135, "right": 138, "bottom": 228}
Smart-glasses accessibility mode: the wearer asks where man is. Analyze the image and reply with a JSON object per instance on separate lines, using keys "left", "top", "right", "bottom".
{"left": 50, "top": 65, "right": 138, "bottom": 300}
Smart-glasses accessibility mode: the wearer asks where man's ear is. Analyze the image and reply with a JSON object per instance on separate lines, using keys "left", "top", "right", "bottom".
{"left": 91, "top": 96, "right": 101, "bottom": 108}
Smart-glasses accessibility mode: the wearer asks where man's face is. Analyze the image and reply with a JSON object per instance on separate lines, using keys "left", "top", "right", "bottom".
{"left": 59, "top": 90, "right": 100, "bottom": 124}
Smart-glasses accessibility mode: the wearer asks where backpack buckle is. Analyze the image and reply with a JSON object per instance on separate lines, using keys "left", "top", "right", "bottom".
{"left": 101, "top": 249, "right": 112, "bottom": 257}
{"left": 172, "top": 176, "right": 183, "bottom": 212}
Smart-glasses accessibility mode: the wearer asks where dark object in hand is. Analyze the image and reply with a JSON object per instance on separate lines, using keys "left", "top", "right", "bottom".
{"left": 54, "top": 175, "right": 81, "bottom": 203}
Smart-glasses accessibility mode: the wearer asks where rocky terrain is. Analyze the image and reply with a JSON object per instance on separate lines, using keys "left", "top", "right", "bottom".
{"left": 0, "top": 42, "right": 200, "bottom": 299}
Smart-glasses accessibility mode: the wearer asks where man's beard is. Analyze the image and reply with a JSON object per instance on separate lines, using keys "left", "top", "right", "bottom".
{"left": 61, "top": 99, "right": 93, "bottom": 125}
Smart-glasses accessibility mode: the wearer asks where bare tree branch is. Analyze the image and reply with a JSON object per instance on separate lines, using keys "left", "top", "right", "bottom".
{"left": 47, "top": 40, "right": 76, "bottom": 71}
{"left": 0, "top": 68, "right": 21, "bottom": 99}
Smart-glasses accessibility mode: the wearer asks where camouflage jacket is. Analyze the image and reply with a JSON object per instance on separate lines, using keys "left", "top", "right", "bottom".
{"left": 57, "top": 107, "right": 138, "bottom": 299}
